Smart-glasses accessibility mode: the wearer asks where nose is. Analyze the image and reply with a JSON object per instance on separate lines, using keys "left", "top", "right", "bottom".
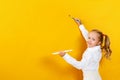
{"left": 87, "top": 39, "right": 92, "bottom": 44}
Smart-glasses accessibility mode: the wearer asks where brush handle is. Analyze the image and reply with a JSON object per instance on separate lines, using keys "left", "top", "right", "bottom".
{"left": 68, "top": 15, "right": 81, "bottom": 23}
{"left": 68, "top": 15, "right": 75, "bottom": 19}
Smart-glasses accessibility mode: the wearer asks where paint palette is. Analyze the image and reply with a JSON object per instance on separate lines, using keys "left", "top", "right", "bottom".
{"left": 52, "top": 50, "right": 73, "bottom": 55}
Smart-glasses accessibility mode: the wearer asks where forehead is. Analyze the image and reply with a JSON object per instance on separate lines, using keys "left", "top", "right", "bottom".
{"left": 88, "top": 31, "right": 100, "bottom": 37}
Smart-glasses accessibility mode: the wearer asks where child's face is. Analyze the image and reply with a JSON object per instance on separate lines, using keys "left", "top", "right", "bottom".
{"left": 87, "top": 31, "right": 101, "bottom": 48}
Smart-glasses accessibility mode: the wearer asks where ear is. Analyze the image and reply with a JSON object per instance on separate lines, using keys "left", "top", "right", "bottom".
{"left": 98, "top": 41, "right": 101, "bottom": 45}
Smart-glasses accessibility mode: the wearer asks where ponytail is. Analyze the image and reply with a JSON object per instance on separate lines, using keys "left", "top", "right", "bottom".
{"left": 102, "top": 34, "right": 112, "bottom": 59}
{"left": 91, "top": 29, "right": 112, "bottom": 59}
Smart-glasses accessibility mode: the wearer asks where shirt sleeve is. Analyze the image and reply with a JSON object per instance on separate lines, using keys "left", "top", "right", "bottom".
{"left": 62, "top": 53, "right": 87, "bottom": 70}
{"left": 62, "top": 51, "right": 101, "bottom": 70}
{"left": 79, "top": 25, "right": 88, "bottom": 41}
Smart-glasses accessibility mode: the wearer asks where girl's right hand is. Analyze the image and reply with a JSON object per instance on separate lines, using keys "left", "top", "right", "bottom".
{"left": 69, "top": 15, "right": 81, "bottom": 26}
{"left": 73, "top": 18, "right": 81, "bottom": 26}
{"left": 59, "top": 51, "right": 66, "bottom": 57}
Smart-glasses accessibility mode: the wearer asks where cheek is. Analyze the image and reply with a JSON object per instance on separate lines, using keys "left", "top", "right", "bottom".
{"left": 94, "top": 41, "right": 101, "bottom": 45}
{"left": 92, "top": 41, "right": 98, "bottom": 44}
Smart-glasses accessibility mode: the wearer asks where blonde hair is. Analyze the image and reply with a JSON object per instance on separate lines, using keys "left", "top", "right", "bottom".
{"left": 91, "top": 29, "right": 112, "bottom": 59}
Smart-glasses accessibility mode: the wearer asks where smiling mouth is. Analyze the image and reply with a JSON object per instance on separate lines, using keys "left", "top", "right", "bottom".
{"left": 87, "top": 42, "right": 91, "bottom": 45}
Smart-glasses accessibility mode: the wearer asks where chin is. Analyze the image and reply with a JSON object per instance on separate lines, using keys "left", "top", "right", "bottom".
{"left": 88, "top": 45, "right": 92, "bottom": 47}
{"left": 88, "top": 45, "right": 94, "bottom": 48}
{"left": 88, "top": 46, "right": 93, "bottom": 48}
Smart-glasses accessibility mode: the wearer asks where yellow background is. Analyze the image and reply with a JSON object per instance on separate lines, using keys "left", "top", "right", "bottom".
{"left": 0, "top": 0, "right": 120, "bottom": 80}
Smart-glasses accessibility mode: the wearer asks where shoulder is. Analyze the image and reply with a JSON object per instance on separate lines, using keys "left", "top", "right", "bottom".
{"left": 88, "top": 46, "right": 102, "bottom": 56}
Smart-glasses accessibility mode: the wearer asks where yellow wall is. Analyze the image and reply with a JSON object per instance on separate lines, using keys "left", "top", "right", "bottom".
{"left": 0, "top": 0, "right": 120, "bottom": 80}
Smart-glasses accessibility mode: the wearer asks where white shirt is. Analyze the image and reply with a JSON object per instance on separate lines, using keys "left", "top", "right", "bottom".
{"left": 63, "top": 25, "right": 102, "bottom": 71}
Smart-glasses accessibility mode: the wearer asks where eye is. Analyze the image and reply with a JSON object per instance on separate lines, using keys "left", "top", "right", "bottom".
{"left": 88, "top": 37, "right": 91, "bottom": 39}
{"left": 92, "top": 38, "right": 95, "bottom": 41}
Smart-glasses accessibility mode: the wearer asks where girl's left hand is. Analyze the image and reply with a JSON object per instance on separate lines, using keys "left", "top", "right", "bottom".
{"left": 59, "top": 51, "right": 66, "bottom": 57}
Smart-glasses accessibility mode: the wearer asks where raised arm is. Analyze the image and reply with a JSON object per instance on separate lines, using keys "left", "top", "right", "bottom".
{"left": 79, "top": 25, "right": 88, "bottom": 41}
{"left": 72, "top": 18, "right": 88, "bottom": 41}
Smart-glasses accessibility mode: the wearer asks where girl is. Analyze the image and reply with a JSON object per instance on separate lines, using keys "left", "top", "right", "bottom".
{"left": 58, "top": 18, "right": 112, "bottom": 80}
